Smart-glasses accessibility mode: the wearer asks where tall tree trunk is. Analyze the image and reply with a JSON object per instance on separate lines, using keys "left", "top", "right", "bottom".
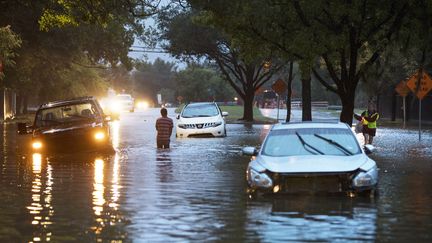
{"left": 301, "top": 74, "right": 312, "bottom": 121}
{"left": 23, "top": 94, "right": 28, "bottom": 114}
{"left": 340, "top": 93, "right": 355, "bottom": 126}
{"left": 16, "top": 94, "right": 23, "bottom": 115}
{"left": 391, "top": 92, "right": 397, "bottom": 121}
{"left": 285, "top": 61, "right": 294, "bottom": 122}
{"left": 242, "top": 87, "right": 255, "bottom": 121}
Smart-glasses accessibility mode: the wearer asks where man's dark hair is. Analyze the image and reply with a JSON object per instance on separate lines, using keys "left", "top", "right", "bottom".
{"left": 160, "top": 108, "right": 168, "bottom": 117}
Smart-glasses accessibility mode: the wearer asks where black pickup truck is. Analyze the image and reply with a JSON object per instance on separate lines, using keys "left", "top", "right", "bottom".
{"left": 18, "top": 96, "right": 114, "bottom": 153}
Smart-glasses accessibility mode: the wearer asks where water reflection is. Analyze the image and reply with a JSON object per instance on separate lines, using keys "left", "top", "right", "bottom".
{"left": 28, "top": 153, "right": 53, "bottom": 242}
{"left": 156, "top": 151, "right": 173, "bottom": 183}
{"left": 93, "top": 158, "right": 105, "bottom": 218}
{"left": 247, "top": 196, "right": 378, "bottom": 241}
{"left": 111, "top": 121, "right": 120, "bottom": 149}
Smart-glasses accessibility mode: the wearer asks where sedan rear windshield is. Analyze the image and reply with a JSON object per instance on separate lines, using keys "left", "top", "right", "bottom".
{"left": 182, "top": 104, "right": 219, "bottom": 118}
{"left": 262, "top": 128, "right": 361, "bottom": 156}
{"left": 35, "top": 102, "right": 99, "bottom": 127}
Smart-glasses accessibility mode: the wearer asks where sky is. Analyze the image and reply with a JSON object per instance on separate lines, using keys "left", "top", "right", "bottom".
{"left": 127, "top": 1, "right": 185, "bottom": 68}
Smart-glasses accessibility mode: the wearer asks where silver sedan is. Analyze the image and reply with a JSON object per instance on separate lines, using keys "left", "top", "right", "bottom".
{"left": 242, "top": 122, "right": 379, "bottom": 197}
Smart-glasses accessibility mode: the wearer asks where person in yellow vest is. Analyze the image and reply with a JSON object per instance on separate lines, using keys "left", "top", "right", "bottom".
{"left": 354, "top": 103, "right": 380, "bottom": 145}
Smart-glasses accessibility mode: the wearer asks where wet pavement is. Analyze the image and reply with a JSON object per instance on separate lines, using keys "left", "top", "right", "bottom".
{"left": 0, "top": 108, "right": 431, "bottom": 242}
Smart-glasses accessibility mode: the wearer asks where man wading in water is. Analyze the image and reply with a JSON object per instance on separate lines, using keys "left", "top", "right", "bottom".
{"left": 155, "top": 108, "right": 173, "bottom": 149}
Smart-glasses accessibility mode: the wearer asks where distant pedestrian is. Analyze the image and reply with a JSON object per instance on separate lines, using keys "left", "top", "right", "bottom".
{"left": 156, "top": 108, "right": 173, "bottom": 149}
{"left": 354, "top": 103, "right": 379, "bottom": 145}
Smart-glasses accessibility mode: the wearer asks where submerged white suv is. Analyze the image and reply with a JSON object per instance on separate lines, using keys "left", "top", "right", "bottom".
{"left": 176, "top": 102, "right": 228, "bottom": 138}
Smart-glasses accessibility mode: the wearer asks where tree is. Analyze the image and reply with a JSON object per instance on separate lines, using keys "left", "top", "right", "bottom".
{"left": 175, "top": 63, "right": 235, "bottom": 102}
{"left": 133, "top": 58, "right": 177, "bottom": 104}
{"left": 0, "top": 0, "right": 148, "bottom": 108}
{"left": 188, "top": 0, "right": 411, "bottom": 125}
{"left": 159, "top": 8, "right": 282, "bottom": 121}
{"left": 0, "top": 26, "right": 21, "bottom": 80}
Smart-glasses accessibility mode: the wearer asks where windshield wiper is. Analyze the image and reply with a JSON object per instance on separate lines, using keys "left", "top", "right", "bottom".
{"left": 314, "top": 134, "right": 354, "bottom": 155}
{"left": 295, "top": 132, "right": 324, "bottom": 155}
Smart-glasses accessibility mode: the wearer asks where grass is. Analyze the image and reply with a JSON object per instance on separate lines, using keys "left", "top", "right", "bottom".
{"left": 219, "top": 106, "right": 276, "bottom": 124}
{"left": 175, "top": 104, "right": 276, "bottom": 124}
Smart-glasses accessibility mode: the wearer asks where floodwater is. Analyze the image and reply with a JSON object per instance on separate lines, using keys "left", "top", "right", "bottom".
{"left": 0, "top": 108, "right": 431, "bottom": 242}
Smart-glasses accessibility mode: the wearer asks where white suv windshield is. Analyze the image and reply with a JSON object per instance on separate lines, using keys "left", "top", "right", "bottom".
{"left": 262, "top": 128, "right": 361, "bottom": 156}
{"left": 182, "top": 104, "right": 219, "bottom": 118}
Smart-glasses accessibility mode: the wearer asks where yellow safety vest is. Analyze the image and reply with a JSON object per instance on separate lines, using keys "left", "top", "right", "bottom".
{"left": 362, "top": 111, "right": 379, "bottom": 129}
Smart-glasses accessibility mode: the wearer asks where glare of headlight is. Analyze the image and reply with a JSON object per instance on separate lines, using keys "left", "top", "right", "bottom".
{"left": 137, "top": 101, "right": 149, "bottom": 109}
{"left": 94, "top": 132, "right": 105, "bottom": 140}
{"left": 110, "top": 102, "right": 121, "bottom": 112}
{"left": 32, "top": 141, "right": 42, "bottom": 149}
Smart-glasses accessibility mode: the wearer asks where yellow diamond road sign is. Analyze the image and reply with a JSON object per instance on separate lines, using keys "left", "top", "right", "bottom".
{"left": 395, "top": 80, "right": 410, "bottom": 97}
{"left": 406, "top": 70, "right": 432, "bottom": 100}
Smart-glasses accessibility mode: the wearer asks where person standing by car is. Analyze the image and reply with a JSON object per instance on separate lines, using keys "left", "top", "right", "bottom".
{"left": 156, "top": 108, "right": 173, "bottom": 149}
{"left": 354, "top": 103, "right": 379, "bottom": 145}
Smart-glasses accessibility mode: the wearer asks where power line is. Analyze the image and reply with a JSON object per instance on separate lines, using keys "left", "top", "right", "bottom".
{"left": 129, "top": 49, "right": 169, "bottom": 53}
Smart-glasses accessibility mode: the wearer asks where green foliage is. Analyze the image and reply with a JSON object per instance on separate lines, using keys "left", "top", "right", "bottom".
{"left": 0, "top": 0, "right": 148, "bottom": 107}
{"left": 0, "top": 26, "right": 21, "bottom": 79}
{"left": 175, "top": 64, "right": 235, "bottom": 102}
{"left": 132, "top": 58, "right": 177, "bottom": 103}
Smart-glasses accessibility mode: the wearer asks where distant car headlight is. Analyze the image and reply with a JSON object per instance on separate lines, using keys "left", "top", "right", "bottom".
{"left": 137, "top": 101, "right": 149, "bottom": 109}
{"left": 32, "top": 141, "right": 43, "bottom": 149}
{"left": 247, "top": 168, "right": 273, "bottom": 189}
{"left": 353, "top": 167, "right": 378, "bottom": 187}
{"left": 94, "top": 131, "right": 106, "bottom": 141}
{"left": 178, "top": 123, "right": 186, "bottom": 129}
{"left": 110, "top": 102, "right": 121, "bottom": 112}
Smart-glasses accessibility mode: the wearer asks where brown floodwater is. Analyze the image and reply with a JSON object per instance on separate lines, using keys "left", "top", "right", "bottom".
{"left": 0, "top": 109, "right": 431, "bottom": 242}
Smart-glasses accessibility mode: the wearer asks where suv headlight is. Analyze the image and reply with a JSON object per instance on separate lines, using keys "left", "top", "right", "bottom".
{"left": 178, "top": 123, "right": 186, "bottom": 129}
{"left": 353, "top": 167, "right": 378, "bottom": 188}
{"left": 212, "top": 122, "right": 222, "bottom": 127}
{"left": 247, "top": 168, "right": 273, "bottom": 189}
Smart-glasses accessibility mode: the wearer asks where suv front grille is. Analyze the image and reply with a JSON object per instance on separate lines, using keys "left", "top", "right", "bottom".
{"left": 182, "top": 123, "right": 220, "bottom": 129}
{"left": 276, "top": 172, "right": 355, "bottom": 193}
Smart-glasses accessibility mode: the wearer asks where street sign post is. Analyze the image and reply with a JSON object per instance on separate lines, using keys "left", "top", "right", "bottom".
{"left": 272, "top": 79, "right": 287, "bottom": 122}
{"left": 395, "top": 80, "right": 410, "bottom": 128}
{"left": 406, "top": 70, "right": 432, "bottom": 141}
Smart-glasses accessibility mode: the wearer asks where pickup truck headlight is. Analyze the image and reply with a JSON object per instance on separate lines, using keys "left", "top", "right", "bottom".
{"left": 247, "top": 168, "right": 273, "bottom": 189}
{"left": 353, "top": 167, "right": 378, "bottom": 188}
{"left": 32, "top": 141, "right": 43, "bottom": 150}
{"left": 94, "top": 131, "right": 106, "bottom": 141}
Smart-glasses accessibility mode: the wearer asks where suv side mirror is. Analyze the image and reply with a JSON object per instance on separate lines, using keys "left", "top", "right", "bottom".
{"left": 176, "top": 114, "right": 180, "bottom": 119}
{"left": 17, "top": 122, "right": 32, "bottom": 135}
{"left": 242, "top": 146, "right": 258, "bottom": 156}
{"left": 222, "top": 111, "right": 229, "bottom": 117}
{"left": 104, "top": 114, "right": 112, "bottom": 122}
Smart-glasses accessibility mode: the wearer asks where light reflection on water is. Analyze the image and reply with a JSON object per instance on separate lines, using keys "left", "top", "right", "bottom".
{"left": 28, "top": 153, "right": 53, "bottom": 242}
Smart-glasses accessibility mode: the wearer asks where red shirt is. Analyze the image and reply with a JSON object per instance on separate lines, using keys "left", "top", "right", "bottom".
{"left": 156, "top": 117, "right": 173, "bottom": 141}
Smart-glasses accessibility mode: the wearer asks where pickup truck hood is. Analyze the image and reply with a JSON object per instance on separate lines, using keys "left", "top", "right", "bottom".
{"left": 35, "top": 122, "right": 101, "bottom": 135}
{"left": 257, "top": 154, "right": 368, "bottom": 173}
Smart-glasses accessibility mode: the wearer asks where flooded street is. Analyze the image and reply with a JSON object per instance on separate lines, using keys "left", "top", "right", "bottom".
{"left": 0, "top": 108, "right": 431, "bottom": 242}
